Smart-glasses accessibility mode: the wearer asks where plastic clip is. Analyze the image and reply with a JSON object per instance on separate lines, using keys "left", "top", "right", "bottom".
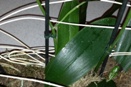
{"left": 44, "top": 30, "right": 56, "bottom": 39}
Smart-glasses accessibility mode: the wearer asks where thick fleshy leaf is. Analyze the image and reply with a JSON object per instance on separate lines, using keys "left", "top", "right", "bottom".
{"left": 113, "top": 20, "right": 131, "bottom": 71}
{"left": 108, "top": 66, "right": 120, "bottom": 81}
{"left": 45, "top": 18, "right": 116, "bottom": 86}
{"left": 57, "top": 0, "right": 80, "bottom": 53}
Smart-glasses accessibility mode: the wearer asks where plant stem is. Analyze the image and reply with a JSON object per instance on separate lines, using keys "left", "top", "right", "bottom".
{"left": 55, "top": 1, "right": 86, "bottom": 53}
{"left": 111, "top": 8, "right": 131, "bottom": 49}
{"left": 36, "top": 0, "right": 86, "bottom": 53}
{"left": 99, "top": 0, "right": 129, "bottom": 76}
{"left": 36, "top": 0, "right": 54, "bottom": 29}
{"left": 54, "top": 1, "right": 86, "bottom": 28}
{"left": 36, "top": 0, "right": 57, "bottom": 51}
{"left": 95, "top": 8, "right": 131, "bottom": 73}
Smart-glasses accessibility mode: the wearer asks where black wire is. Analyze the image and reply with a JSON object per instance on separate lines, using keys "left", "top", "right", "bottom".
{"left": 45, "top": 0, "right": 49, "bottom": 65}
{"left": 102, "top": 0, "right": 123, "bottom": 18}
{"left": 109, "top": 0, "right": 128, "bottom": 45}
{"left": 99, "top": 0, "right": 129, "bottom": 76}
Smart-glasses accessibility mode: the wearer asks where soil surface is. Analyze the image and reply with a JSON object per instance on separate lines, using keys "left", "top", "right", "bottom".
{"left": 0, "top": 58, "right": 130, "bottom": 87}
{"left": 104, "top": 58, "right": 131, "bottom": 87}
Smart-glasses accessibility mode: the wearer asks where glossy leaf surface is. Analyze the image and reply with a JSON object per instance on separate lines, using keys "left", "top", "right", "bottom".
{"left": 114, "top": 20, "right": 131, "bottom": 71}
{"left": 45, "top": 18, "right": 115, "bottom": 86}
{"left": 57, "top": 0, "right": 80, "bottom": 53}
{"left": 108, "top": 66, "right": 120, "bottom": 81}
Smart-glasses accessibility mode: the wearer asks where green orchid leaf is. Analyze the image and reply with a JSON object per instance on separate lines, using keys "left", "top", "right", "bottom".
{"left": 108, "top": 66, "right": 120, "bottom": 81}
{"left": 57, "top": 0, "right": 79, "bottom": 54}
{"left": 113, "top": 20, "right": 131, "bottom": 71}
{"left": 45, "top": 17, "right": 116, "bottom": 86}
{"left": 57, "top": 0, "right": 86, "bottom": 54}
{"left": 79, "top": 0, "right": 88, "bottom": 26}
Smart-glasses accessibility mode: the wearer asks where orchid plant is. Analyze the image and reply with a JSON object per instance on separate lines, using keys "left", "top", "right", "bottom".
{"left": 0, "top": 0, "right": 130, "bottom": 87}
{"left": 12, "top": 0, "right": 131, "bottom": 86}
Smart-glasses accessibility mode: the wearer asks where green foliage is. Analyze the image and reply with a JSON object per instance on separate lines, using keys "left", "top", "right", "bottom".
{"left": 79, "top": 0, "right": 88, "bottom": 25}
{"left": 45, "top": 18, "right": 116, "bottom": 86}
{"left": 36, "top": 0, "right": 131, "bottom": 86}
{"left": 112, "top": 8, "right": 131, "bottom": 71}
{"left": 113, "top": 20, "right": 131, "bottom": 71}
{"left": 108, "top": 66, "right": 120, "bottom": 81}
{"left": 56, "top": 0, "right": 87, "bottom": 54}
{"left": 95, "top": 8, "right": 131, "bottom": 72}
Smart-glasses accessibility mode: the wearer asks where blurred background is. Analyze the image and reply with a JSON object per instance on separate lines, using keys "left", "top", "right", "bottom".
{"left": 0, "top": 0, "right": 116, "bottom": 49}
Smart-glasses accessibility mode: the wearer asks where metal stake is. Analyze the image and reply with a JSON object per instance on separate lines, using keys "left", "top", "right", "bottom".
{"left": 45, "top": 0, "right": 49, "bottom": 65}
